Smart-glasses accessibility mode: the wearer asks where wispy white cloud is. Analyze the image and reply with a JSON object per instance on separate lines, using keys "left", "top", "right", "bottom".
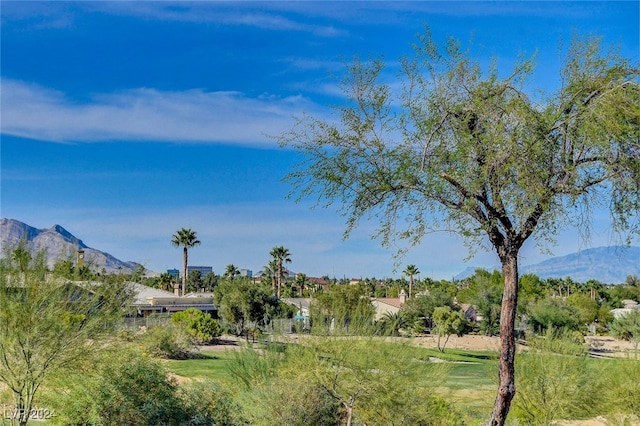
{"left": 93, "top": 2, "right": 348, "bottom": 37}
{"left": 1, "top": 79, "right": 323, "bottom": 145}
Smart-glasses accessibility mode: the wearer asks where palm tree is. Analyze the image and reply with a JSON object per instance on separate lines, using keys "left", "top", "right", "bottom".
{"left": 224, "top": 264, "right": 240, "bottom": 281}
{"left": 261, "top": 260, "right": 278, "bottom": 294}
{"left": 403, "top": 264, "right": 420, "bottom": 298}
{"left": 295, "top": 273, "right": 308, "bottom": 297}
{"left": 158, "top": 272, "right": 175, "bottom": 292}
{"left": 270, "top": 246, "right": 291, "bottom": 299}
{"left": 380, "top": 311, "right": 408, "bottom": 336}
{"left": 171, "top": 228, "right": 201, "bottom": 296}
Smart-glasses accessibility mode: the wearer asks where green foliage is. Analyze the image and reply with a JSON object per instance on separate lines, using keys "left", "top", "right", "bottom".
{"left": 171, "top": 307, "right": 222, "bottom": 343}
{"left": 52, "top": 258, "right": 76, "bottom": 279}
{"left": 140, "top": 323, "right": 197, "bottom": 359}
{"left": 596, "top": 359, "right": 640, "bottom": 419}
{"left": 518, "top": 274, "right": 547, "bottom": 305}
{"left": 225, "top": 339, "right": 460, "bottom": 426}
{"left": 0, "top": 246, "right": 132, "bottom": 426}
{"left": 457, "top": 269, "right": 503, "bottom": 335}
{"left": 186, "top": 269, "right": 203, "bottom": 292}
{"left": 279, "top": 29, "right": 639, "bottom": 423}
{"left": 401, "top": 288, "right": 454, "bottom": 333}
{"left": 179, "top": 379, "right": 244, "bottom": 426}
{"left": 526, "top": 327, "right": 587, "bottom": 356}
{"left": 377, "top": 311, "right": 409, "bottom": 336}
{"left": 565, "top": 292, "right": 599, "bottom": 327}
{"left": 432, "top": 306, "right": 468, "bottom": 352}
{"left": 310, "top": 284, "right": 375, "bottom": 335}
{"left": 171, "top": 227, "right": 201, "bottom": 296}
{"left": 202, "top": 272, "right": 218, "bottom": 292}
{"left": 242, "top": 378, "right": 342, "bottom": 426}
{"left": 48, "top": 348, "right": 243, "bottom": 426}
{"left": 224, "top": 264, "right": 240, "bottom": 281}
{"left": 227, "top": 343, "right": 285, "bottom": 390}
{"left": 295, "top": 338, "right": 457, "bottom": 425}
{"left": 513, "top": 350, "right": 604, "bottom": 425}
{"left": 527, "top": 297, "right": 577, "bottom": 333}
{"left": 269, "top": 245, "right": 292, "bottom": 299}
{"left": 50, "top": 349, "right": 186, "bottom": 426}
{"left": 214, "top": 279, "right": 281, "bottom": 336}
{"left": 610, "top": 310, "right": 640, "bottom": 352}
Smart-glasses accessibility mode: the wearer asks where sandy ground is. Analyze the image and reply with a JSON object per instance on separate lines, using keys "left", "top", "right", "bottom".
{"left": 202, "top": 333, "right": 638, "bottom": 356}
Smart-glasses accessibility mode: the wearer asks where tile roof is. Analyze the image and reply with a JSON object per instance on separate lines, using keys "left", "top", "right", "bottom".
{"left": 372, "top": 297, "right": 404, "bottom": 309}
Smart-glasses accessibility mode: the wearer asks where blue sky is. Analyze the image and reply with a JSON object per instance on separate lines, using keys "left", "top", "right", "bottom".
{"left": 1, "top": 1, "right": 638, "bottom": 280}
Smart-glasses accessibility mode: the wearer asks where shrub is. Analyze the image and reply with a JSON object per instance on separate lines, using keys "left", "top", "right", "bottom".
{"left": 526, "top": 327, "right": 586, "bottom": 356}
{"left": 48, "top": 348, "right": 188, "bottom": 426}
{"left": 512, "top": 330, "right": 613, "bottom": 425}
{"left": 243, "top": 379, "right": 342, "bottom": 426}
{"left": 171, "top": 308, "right": 222, "bottom": 344}
{"left": 599, "top": 359, "right": 640, "bottom": 419}
{"left": 140, "top": 323, "right": 197, "bottom": 359}
{"left": 179, "top": 380, "right": 244, "bottom": 426}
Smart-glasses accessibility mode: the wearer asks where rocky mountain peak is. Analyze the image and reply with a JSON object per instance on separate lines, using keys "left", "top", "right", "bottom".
{"left": 1, "top": 218, "right": 139, "bottom": 273}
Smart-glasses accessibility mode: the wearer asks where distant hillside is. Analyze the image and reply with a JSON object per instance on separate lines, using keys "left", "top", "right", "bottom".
{"left": 455, "top": 246, "right": 640, "bottom": 284}
{"left": 0, "top": 218, "right": 141, "bottom": 273}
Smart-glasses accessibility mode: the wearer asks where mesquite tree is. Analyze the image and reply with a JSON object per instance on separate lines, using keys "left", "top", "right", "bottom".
{"left": 278, "top": 32, "right": 639, "bottom": 425}
{"left": 0, "top": 247, "right": 132, "bottom": 426}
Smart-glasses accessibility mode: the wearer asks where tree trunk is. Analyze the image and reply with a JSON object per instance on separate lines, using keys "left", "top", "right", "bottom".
{"left": 488, "top": 250, "right": 519, "bottom": 426}
{"left": 277, "top": 262, "right": 282, "bottom": 299}
{"left": 345, "top": 399, "right": 354, "bottom": 426}
{"left": 182, "top": 247, "right": 188, "bottom": 296}
{"left": 14, "top": 387, "right": 36, "bottom": 426}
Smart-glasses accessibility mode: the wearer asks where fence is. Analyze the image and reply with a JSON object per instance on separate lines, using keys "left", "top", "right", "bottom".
{"left": 268, "top": 318, "right": 308, "bottom": 334}
{"left": 120, "top": 314, "right": 171, "bottom": 330}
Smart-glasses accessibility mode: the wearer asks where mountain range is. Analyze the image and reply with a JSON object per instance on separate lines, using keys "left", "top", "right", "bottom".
{"left": 0, "top": 218, "right": 141, "bottom": 273}
{"left": 455, "top": 245, "right": 640, "bottom": 284}
{"left": 1, "top": 218, "right": 639, "bottom": 283}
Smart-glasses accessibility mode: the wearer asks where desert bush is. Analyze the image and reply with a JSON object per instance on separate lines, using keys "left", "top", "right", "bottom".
{"left": 140, "top": 323, "right": 198, "bottom": 359}
{"left": 242, "top": 378, "right": 342, "bottom": 426}
{"left": 526, "top": 327, "right": 587, "bottom": 356}
{"left": 48, "top": 348, "right": 187, "bottom": 426}
{"left": 513, "top": 339, "right": 605, "bottom": 425}
{"left": 288, "top": 338, "right": 456, "bottom": 425}
{"left": 596, "top": 359, "right": 640, "bottom": 421}
{"left": 179, "top": 380, "right": 245, "bottom": 426}
{"left": 227, "top": 343, "right": 285, "bottom": 390}
{"left": 171, "top": 307, "right": 222, "bottom": 343}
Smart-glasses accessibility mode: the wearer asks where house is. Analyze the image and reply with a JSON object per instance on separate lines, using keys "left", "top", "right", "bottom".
{"left": 371, "top": 289, "right": 407, "bottom": 320}
{"left": 281, "top": 297, "right": 312, "bottom": 318}
{"left": 130, "top": 282, "right": 216, "bottom": 316}
{"left": 308, "top": 277, "right": 329, "bottom": 292}
{"left": 610, "top": 300, "right": 640, "bottom": 320}
{"left": 459, "top": 303, "right": 482, "bottom": 323}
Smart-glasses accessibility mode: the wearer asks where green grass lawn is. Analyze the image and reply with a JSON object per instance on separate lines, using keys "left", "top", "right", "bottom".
{"left": 164, "top": 341, "right": 499, "bottom": 422}
{"left": 164, "top": 351, "right": 236, "bottom": 381}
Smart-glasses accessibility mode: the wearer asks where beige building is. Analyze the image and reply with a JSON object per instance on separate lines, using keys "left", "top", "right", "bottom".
{"left": 370, "top": 289, "right": 407, "bottom": 320}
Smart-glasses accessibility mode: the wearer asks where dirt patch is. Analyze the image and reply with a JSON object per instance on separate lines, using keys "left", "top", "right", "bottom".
{"left": 197, "top": 333, "right": 637, "bottom": 358}
{"left": 198, "top": 335, "right": 243, "bottom": 352}
{"left": 557, "top": 416, "right": 640, "bottom": 426}
{"left": 413, "top": 334, "right": 507, "bottom": 351}
{"left": 413, "top": 334, "right": 637, "bottom": 357}
{"left": 584, "top": 336, "right": 633, "bottom": 352}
